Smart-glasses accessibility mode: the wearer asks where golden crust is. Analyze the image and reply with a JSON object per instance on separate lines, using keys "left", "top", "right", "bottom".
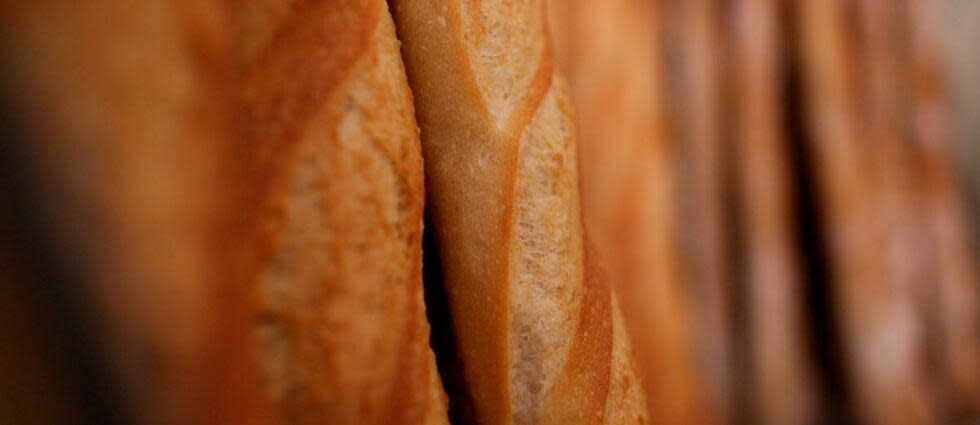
{"left": 541, "top": 238, "right": 613, "bottom": 425}
{"left": 393, "top": 1, "right": 517, "bottom": 421}
{"left": 240, "top": 1, "right": 447, "bottom": 424}
{"left": 392, "top": 0, "right": 647, "bottom": 423}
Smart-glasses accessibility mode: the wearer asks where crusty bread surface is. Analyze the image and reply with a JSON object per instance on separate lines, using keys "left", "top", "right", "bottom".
{"left": 390, "top": 0, "right": 648, "bottom": 423}
{"left": 240, "top": 1, "right": 448, "bottom": 424}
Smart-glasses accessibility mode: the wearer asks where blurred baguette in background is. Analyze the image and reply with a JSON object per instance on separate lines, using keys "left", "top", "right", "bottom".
{"left": 907, "top": 0, "right": 980, "bottom": 418}
{"left": 0, "top": 1, "right": 264, "bottom": 424}
{"left": 659, "top": 1, "right": 736, "bottom": 418}
{"left": 729, "top": 1, "right": 820, "bottom": 425}
{"left": 550, "top": 0, "right": 716, "bottom": 424}
{"left": 796, "top": 0, "right": 933, "bottom": 424}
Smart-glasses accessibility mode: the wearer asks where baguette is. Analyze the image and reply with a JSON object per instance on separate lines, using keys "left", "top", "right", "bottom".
{"left": 0, "top": 2, "right": 263, "bottom": 424}
{"left": 661, "top": 0, "right": 735, "bottom": 420}
{"left": 796, "top": 1, "right": 932, "bottom": 424}
{"left": 390, "top": 1, "right": 647, "bottom": 424}
{"left": 854, "top": 0, "right": 938, "bottom": 419}
{"left": 906, "top": 0, "right": 980, "bottom": 416}
{"left": 239, "top": 1, "right": 448, "bottom": 424}
{"left": 729, "top": 1, "right": 819, "bottom": 424}
{"left": 550, "top": 1, "right": 715, "bottom": 424}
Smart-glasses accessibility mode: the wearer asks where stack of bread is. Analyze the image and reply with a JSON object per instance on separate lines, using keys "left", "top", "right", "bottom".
{"left": 0, "top": 1, "right": 977, "bottom": 425}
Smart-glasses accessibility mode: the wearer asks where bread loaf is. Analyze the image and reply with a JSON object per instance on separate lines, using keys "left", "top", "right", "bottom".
{"left": 390, "top": 1, "right": 647, "bottom": 423}
{"left": 239, "top": 1, "right": 448, "bottom": 424}
{"left": 797, "top": 1, "right": 932, "bottom": 424}
{"left": 661, "top": 0, "right": 735, "bottom": 420}
{"left": 729, "top": 1, "right": 818, "bottom": 424}
{"left": 549, "top": 1, "right": 715, "bottom": 424}
{"left": 855, "top": 1, "right": 938, "bottom": 422}
{"left": 0, "top": 1, "right": 262, "bottom": 424}
{"left": 906, "top": 0, "right": 980, "bottom": 416}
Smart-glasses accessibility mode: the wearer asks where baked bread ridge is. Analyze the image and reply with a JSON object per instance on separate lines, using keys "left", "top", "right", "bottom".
{"left": 240, "top": 1, "right": 447, "bottom": 424}
{"left": 391, "top": 0, "right": 647, "bottom": 423}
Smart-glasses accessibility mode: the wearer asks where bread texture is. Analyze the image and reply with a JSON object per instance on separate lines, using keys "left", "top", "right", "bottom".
{"left": 548, "top": 1, "right": 714, "bottom": 424}
{"left": 390, "top": 0, "right": 647, "bottom": 423}
{"left": 239, "top": 1, "right": 449, "bottom": 424}
{"left": 0, "top": 1, "right": 262, "bottom": 424}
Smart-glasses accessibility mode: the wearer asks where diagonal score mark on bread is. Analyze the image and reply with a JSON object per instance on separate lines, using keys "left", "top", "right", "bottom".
{"left": 460, "top": 0, "right": 548, "bottom": 130}
{"left": 392, "top": 0, "right": 646, "bottom": 424}
{"left": 438, "top": 1, "right": 598, "bottom": 422}
{"left": 241, "top": 1, "right": 449, "bottom": 424}
{"left": 508, "top": 75, "right": 611, "bottom": 425}
{"left": 242, "top": 0, "right": 377, "bottom": 185}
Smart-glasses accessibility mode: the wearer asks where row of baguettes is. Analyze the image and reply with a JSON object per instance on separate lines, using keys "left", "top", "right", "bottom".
{"left": 390, "top": 0, "right": 648, "bottom": 423}
{"left": 2, "top": 1, "right": 978, "bottom": 425}
{"left": 798, "top": 0, "right": 980, "bottom": 423}
{"left": 242, "top": 0, "right": 648, "bottom": 422}
{"left": 557, "top": 1, "right": 980, "bottom": 425}
{"left": 550, "top": 1, "right": 817, "bottom": 425}
{"left": 0, "top": 0, "right": 649, "bottom": 424}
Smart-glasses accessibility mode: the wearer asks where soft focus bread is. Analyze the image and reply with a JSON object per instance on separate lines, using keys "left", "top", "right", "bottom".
{"left": 730, "top": 1, "right": 818, "bottom": 424}
{"left": 0, "top": 1, "right": 262, "bottom": 424}
{"left": 797, "top": 1, "right": 931, "bottom": 424}
{"left": 549, "top": 0, "right": 715, "bottom": 424}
